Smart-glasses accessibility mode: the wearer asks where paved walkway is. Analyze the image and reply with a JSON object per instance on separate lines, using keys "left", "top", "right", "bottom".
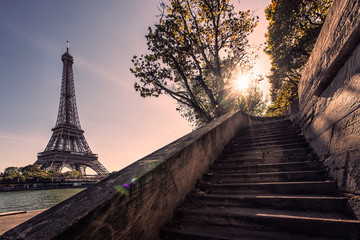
{"left": 0, "top": 209, "right": 46, "bottom": 235}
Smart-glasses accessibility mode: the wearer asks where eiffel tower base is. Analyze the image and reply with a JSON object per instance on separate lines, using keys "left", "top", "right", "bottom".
{"left": 35, "top": 151, "right": 109, "bottom": 177}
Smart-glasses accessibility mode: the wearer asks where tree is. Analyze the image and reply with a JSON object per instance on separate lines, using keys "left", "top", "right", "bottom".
{"left": 20, "top": 164, "right": 50, "bottom": 181}
{"left": 3, "top": 166, "right": 24, "bottom": 183}
{"left": 62, "top": 170, "right": 81, "bottom": 179}
{"left": 2, "top": 171, "right": 25, "bottom": 183}
{"left": 237, "top": 79, "right": 267, "bottom": 116}
{"left": 131, "top": 0, "right": 258, "bottom": 126}
{"left": 4, "top": 167, "right": 20, "bottom": 174}
{"left": 20, "top": 164, "right": 42, "bottom": 174}
{"left": 264, "top": 82, "right": 297, "bottom": 116}
{"left": 264, "top": 0, "right": 333, "bottom": 116}
{"left": 1, "top": 164, "right": 57, "bottom": 183}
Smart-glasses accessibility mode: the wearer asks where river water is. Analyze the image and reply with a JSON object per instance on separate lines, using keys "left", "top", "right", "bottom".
{"left": 0, "top": 188, "right": 85, "bottom": 213}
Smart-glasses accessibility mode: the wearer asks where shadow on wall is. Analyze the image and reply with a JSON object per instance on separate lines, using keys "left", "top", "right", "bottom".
{"left": 291, "top": 0, "right": 360, "bottom": 219}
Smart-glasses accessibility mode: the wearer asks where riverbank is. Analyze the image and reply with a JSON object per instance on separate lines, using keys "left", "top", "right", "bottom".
{"left": 0, "top": 181, "right": 96, "bottom": 192}
{"left": 0, "top": 209, "right": 46, "bottom": 235}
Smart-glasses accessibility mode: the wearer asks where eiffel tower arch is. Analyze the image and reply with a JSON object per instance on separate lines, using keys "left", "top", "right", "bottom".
{"left": 35, "top": 43, "right": 109, "bottom": 177}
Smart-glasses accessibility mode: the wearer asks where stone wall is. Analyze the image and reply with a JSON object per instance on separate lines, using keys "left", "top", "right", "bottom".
{"left": 292, "top": 0, "right": 360, "bottom": 217}
{"left": 2, "top": 111, "right": 274, "bottom": 240}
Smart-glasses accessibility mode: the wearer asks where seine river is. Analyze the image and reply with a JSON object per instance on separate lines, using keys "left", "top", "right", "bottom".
{"left": 0, "top": 188, "right": 85, "bottom": 213}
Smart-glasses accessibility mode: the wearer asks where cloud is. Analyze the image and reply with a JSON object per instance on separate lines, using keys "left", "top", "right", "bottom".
{"left": 0, "top": 18, "right": 59, "bottom": 58}
{"left": 0, "top": 132, "right": 44, "bottom": 144}
{"left": 76, "top": 55, "right": 129, "bottom": 88}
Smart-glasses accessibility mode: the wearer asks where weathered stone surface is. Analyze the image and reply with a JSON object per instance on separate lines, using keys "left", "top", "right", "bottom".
{"left": 307, "top": 128, "right": 332, "bottom": 157}
{"left": 297, "top": 44, "right": 360, "bottom": 195}
{"left": 298, "top": 0, "right": 360, "bottom": 97}
{"left": 2, "top": 111, "right": 275, "bottom": 240}
{"left": 322, "top": 153, "right": 347, "bottom": 188}
{"left": 292, "top": 0, "right": 360, "bottom": 219}
{"left": 346, "top": 193, "right": 360, "bottom": 219}
{"left": 347, "top": 150, "right": 360, "bottom": 194}
{"left": 330, "top": 111, "right": 360, "bottom": 155}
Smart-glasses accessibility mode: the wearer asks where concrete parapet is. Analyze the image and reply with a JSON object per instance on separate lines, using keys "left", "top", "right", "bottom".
{"left": 1, "top": 110, "right": 260, "bottom": 240}
{"left": 293, "top": 0, "right": 360, "bottom": 218}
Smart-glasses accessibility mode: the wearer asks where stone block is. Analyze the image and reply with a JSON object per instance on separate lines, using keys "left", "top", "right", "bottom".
{"left": 330, "top": 115, "right": 360, "bottom": 155}
{"left": 347, "top": 150, "right": 360, "bottom": 194}
{"left": 322, "top": 150, "right": 360, "bottom": 194}
{"left": 307, "top": 128, "right": 332, "bottom": 157}
{"left": 346, "top": 193, "right": 360, "bottom": 219}
{"left": 322, "top": 153, "right": 347, "bottom": 190}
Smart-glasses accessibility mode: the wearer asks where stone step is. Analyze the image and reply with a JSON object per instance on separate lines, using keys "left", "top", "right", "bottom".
{"left": 211, "top": 161, "right": 323, "bottom": 173}
{"left": 245, "top": 121, "right": 293, "bottom": 131}
{"left": 186, "top": 193, "right": 347, "bottom": 213}
{"left": 223, "top": 142, "right": 309, "bottom": 153}
{"left": 171, "top": 207, "right": 360, "bottom": 239}
{"left": 219, "top": 148, "right": 314, "bottom": 161}
{"left": 230, "top": 139, "right": 307, "bottom": 150}
{"left": 202, "top": 170, "right": 326, "bottom": 183}
{"left": 160, "top": 222, "right": 328, "bottom": 240}
{"left": 233, "top": 131, "right": 302, "bottom": 143}
{"left": 235, "top": 126, "right": 301, "bottom": 137}
{"left": 216, "top": 155, "right": 314, "bottom": 166}
{"left": 238, "top": 127, "right": 299, "bottom": 137}
{"left": 238, "top": 127, "right": 296, "bottom": 136}
{"left": 198, "top": 181, "right": 337, "bottom": 195}
{"left": 226, "top": 138, "right": 308, "bottom": 150}
{"left": 244, "top": 120, "right": 292, "bottom": 128}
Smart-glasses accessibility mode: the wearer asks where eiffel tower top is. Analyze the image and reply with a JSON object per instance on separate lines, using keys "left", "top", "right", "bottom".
{"left": 55, "top": 41, "right": 81, "bottom": 129}
{"left": 61, "top": 41, "right": 73, "bottom": 63}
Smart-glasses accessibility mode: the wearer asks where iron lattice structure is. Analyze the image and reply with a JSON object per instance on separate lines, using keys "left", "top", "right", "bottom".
{"left": 35, "top": 45, "right": 109, "bottom": 176}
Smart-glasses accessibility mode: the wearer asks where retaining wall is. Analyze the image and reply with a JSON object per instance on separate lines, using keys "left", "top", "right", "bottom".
{"left": 292, "top": 0, "right": 360, "bottom": 218}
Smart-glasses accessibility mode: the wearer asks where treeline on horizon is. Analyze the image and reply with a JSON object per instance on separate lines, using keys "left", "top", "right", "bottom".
{"left": 0, "top": 164, "right": 83, "bottom": 183}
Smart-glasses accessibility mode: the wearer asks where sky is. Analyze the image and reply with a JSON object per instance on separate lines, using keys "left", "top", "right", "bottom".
{"left": 0, "top": 0, "right": 271, "bottom": 173}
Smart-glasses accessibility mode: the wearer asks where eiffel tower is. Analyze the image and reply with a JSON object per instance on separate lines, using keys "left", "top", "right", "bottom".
{"left": 35, "top": 42, "right": 109, "bottom": 177}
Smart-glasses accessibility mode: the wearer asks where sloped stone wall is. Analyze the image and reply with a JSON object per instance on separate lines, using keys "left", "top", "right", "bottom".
{"left": 2, "top": 111, "right": 269, "bottom": 240}
{"left": 293, "top": 0, "right": 360, "bottom": 217}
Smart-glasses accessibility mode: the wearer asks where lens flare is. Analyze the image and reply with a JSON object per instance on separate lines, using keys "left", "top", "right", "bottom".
{"left": 115, "top": 178, "right": 137, "bottom": 196}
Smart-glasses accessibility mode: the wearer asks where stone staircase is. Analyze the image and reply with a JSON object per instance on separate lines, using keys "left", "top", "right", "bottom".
{"left": 159, "top": 119, "right": 360, "bottom": 239}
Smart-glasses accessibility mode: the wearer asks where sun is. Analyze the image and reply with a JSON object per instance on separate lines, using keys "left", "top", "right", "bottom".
{"left": 234, "top": 75, "right": 250, "bottom": 91}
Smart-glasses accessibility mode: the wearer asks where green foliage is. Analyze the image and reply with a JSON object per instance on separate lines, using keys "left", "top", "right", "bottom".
{"left": 20, "top": 164, "right": 42, "bottom": 173}
{"left": 62, "top": 170, "right": 81, "bottom": 179}
{"left": 237, "top": 79, "right": 267, "bottom": 116}
{"left": 264, "top": 0, "right": 333, "bottom": 115}
{"left": 1, "top": 171, "right": 25, "bottom": 183}
{"left": 131, "top": 0, "right": 258, "bottom": 127}
{"left": 19, "top": 164, "right": 47, "bottom": 182}
{"left": 265, "top": 82, "right": 297, "bottom": 116}
{"left": 0, "top": 164, "right": 82, "bottom": 183}
{"left": 2, "top": 167, "right": 24, "bottom": 182}
{"left": 4, "top": 167, "right": 20, "bottom": 174}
